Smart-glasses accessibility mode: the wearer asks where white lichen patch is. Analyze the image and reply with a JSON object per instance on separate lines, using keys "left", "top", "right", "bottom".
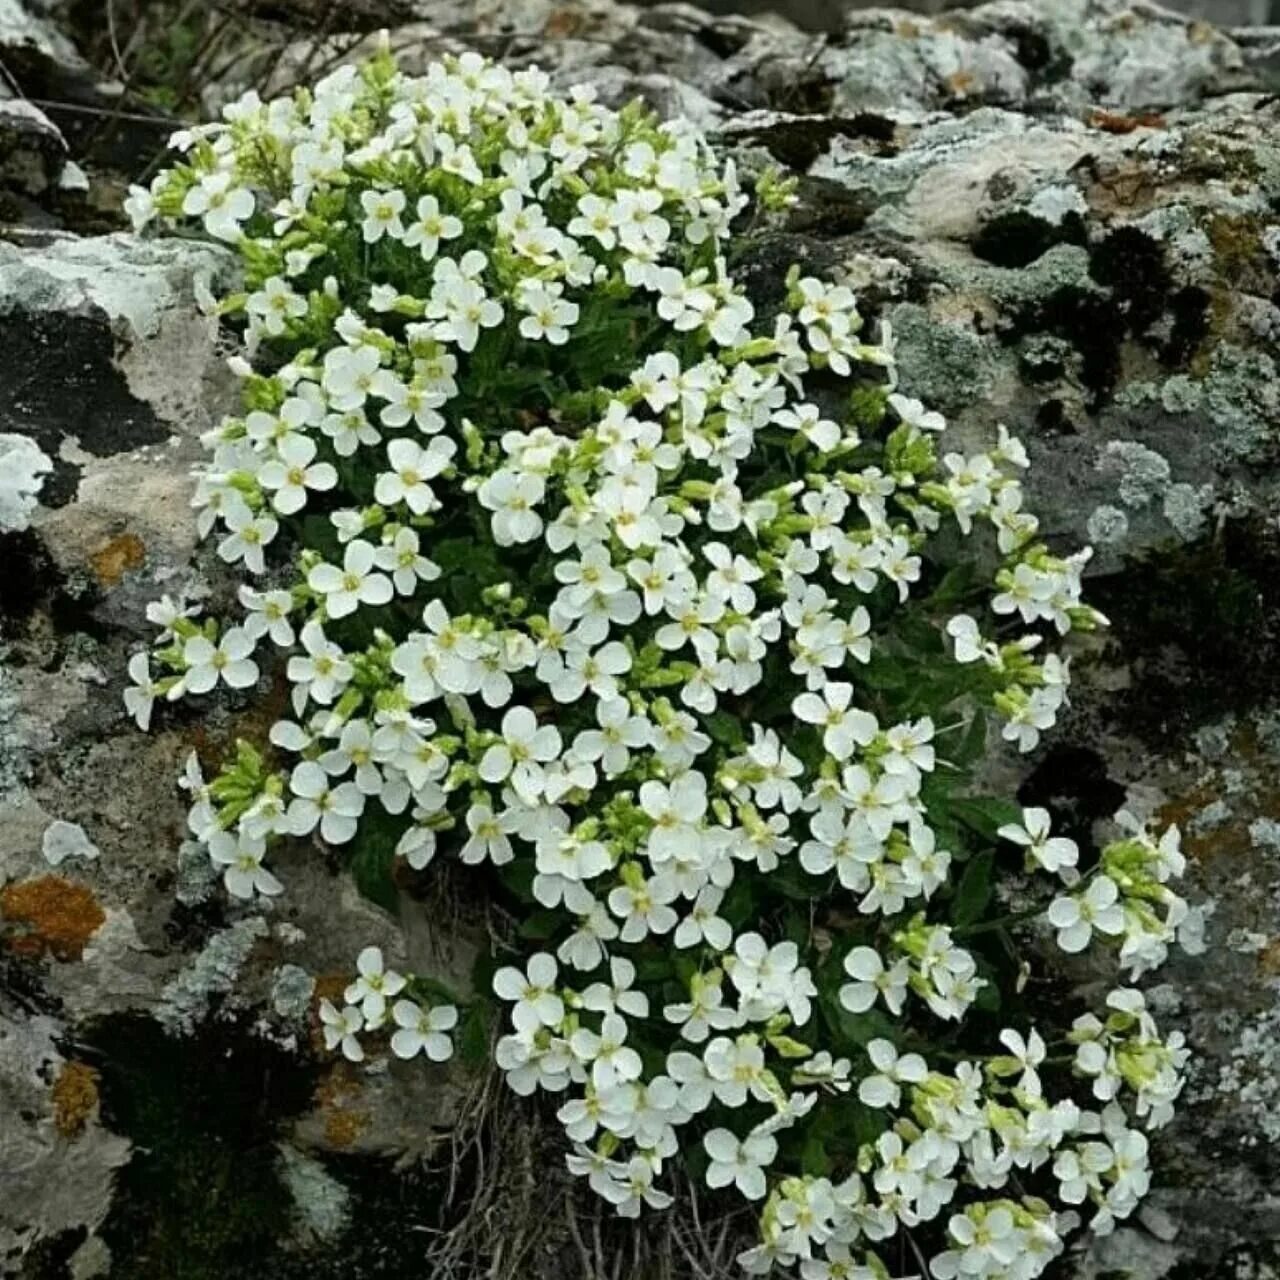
{"left": 1087, "top": 504, "right": 1130, "bottom": 545}
{"left": 155, "top": 917, "right": 267, "bottom": 1035}
{"left": 1026, "top": 184, "right": 1088, "bottom": 225}
{"left": 277, "top": 1143, "right": 351, "bottom": 1244}
{"left": 1161, "top": 483, "right": 1212, "bottom": 543}
{"left": 41, "top": 820, "right": 100, "bottom": 867}
{"left": 0, "top": 433, "right": 53, "bottom": 532}
{"left": 1211, "top": 990, "right": 1280, "bottom": 1146}
{"left": 1098, "top": 440, "right": 1172, "bottom": 510}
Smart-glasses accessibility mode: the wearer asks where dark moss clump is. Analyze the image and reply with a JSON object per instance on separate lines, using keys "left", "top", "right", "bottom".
{"left": 1089, "top": 226, "right": 1171, "bottom": 334}
{"left": 1018, "top": 745, "right": 1127, "bottom": 859}
{"left": 1088, "top": 518, "right": 1280, "bottom": 744}
{"left": 971, "top": 210, "right": 1085, "bottom": 269}
{"left": 1006, "top": 227, "right": 1180, "bottom": 406}
{"left": 1163, "top": 285, "right": 1212, "bottom": 368}
{"left": 92, "top": 1015, "right": 315, "bottom": 1280}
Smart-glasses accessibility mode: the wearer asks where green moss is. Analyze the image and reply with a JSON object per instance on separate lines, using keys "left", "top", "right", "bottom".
{"left": 92, "top": 1015, "right": 313, "bottom": 1280}
{"left": 847, "top": 384, "right": 888, "bottom": 432}
{"left": 1206, "top": 212, "right": 1274, "bottom": 297}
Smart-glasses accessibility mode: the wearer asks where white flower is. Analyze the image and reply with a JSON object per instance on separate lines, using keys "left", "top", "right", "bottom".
{"left": 999, "top": 807, "right": 1078, "bottom": 875}
{"left": 287, "top": 621, "right": 352, "bottom": 709}
{"left": 674, "top": 884, "right": 732, "bottom": 951}
{"left": 374, "top": 437, "right": 455, "bottom": 515}
{"left": 459, "top": 802, "right": 519, "bottom": 866}
{"left": 478, "top": 469, "right": 545, "bottom": 545}
{"left": 344, "top": 945, "right": 407, "bottom": 1024}
{"left": 319, "top": 998, "right": 365, "bottom": 1062}
{"left": 792, "top": 682, "right": 877, "bottom": 762}
{"left": 570, "top": 1012, "right": 642, "bottom": 1089}
{"left": 1048, "top": 876, "right": 1125, "bottom": 953}
{"left": 479, "top": 706, "right": 562, "bottom": 802}
{"left": 997, "top": 1026, "right": 1046, "bottom": 1094}
{"left": 493, "top": 952, "right": 564, "bottom": 1032}
{"left": 207, "top": 829, "right": 283, "bottom": 899}
{"left": 182, "top": 171, "right": 254, "bottom": 241}
{"left": 703, "top": 1127, "right": 777, "bottom": 1201}
{"left": 773, "top": 402, "right": 840, "bottom": 452}
{"left": 240, "top": 586, "right": 296, "bottom": 647}
{"left": 123, "top": 651, "right": 159, "bottom": 729}
{"left": 839, "top": 945, "right": 908, "bottom": 1016}
{"left": 391, "top": 1000, "right": 458, "bottom": 1060}
{"left": 857, "top": 1037, "right": 927, "bottom": 1109}
{"left": 517, "top": 279, "right": 579, "bottom": 345}
{"left": 360, "top": 187, "right": 407, "bottom": 242}
{"left": 403, "top": 194, "right": 462, "bottom": 259}
{"left": 572, "top": 698, "right": 650, "bottom": 777}
{"left": 888, "top": 392, "right": 946, "bottom": 432}
{"left": 428, "top": 267, "right": 503, "bottom": 352}
{"left": 287, "top": 760, "right": 366, "bottom": 845}
{"left": 217, "top": 506, "right": 278, "bottom": 574}
{"left": 258, "top": 434, "right": 337, "bottom": 514}
{"left": 180, "top": 627, "right": 258, "bottom": 695}
{"left": 307, "top": 540, "right": 393, "bottom": 619}
{"left": 246, "top": 276, "right": 307, "bottom": 336}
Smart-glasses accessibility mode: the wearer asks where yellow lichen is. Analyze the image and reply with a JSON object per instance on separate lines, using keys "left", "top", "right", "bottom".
{"left": 89, "top": 532, "right": 146, "bottom": 587}
{"left": 314, "top": 1063, "right": 369, "bottom": 1150}
{"left": 51, "top": 1060, "right": 100, "bottom": 1136}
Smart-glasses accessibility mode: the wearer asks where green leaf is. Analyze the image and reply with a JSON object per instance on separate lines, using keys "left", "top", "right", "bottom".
{"left": 950, "top": 795, "right": 1022, "bottom": 842}
{"left": 951, "top": 848, "right": 994, "bottom": 927}
{"left": 458, "top": 1000, "right": 494, "bottom": 1067}
{"left": 518, "top": 909, "right": 562, "bottom": 941}
{"left": 927, "top": 561, "right": 980, "bottom": 608}
{"left": 801, "top": 1133, "right": 831, "bottom": 1177}
{"left": 819, "top": 986, "right": 896, "bottom": 1052}
{"left": 951, "top": 711, "right": 988, "bottom": 767}
{"left": 347, "top": 810, "right": 402, "bottom": 913}
{"left": 703, "top": 710, "right": 745, "bottom": 750}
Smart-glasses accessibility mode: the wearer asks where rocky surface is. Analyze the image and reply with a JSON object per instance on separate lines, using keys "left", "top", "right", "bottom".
{"left": 1, "top": 0, "right": 1279, "bottom": 1276}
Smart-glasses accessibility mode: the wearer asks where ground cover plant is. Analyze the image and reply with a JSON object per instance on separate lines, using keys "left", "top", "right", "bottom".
{"left": 124, "top": 46, "right": 1193, "bottom": 1277}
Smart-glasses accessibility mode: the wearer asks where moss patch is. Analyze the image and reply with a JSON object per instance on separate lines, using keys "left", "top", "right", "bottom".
{"left": 1089, "top": 518, "right": 1280, "bottom": 743}
{"left": 92, "top": 1015, "right": 314, "bottom": 1280}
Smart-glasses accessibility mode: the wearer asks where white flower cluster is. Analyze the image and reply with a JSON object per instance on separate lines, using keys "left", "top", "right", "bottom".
{"left": 319, "top": 945, "right": 458, "bottom": 1065}
{"left": 124, "top": 49, "right": 1194, "bottom": 1278}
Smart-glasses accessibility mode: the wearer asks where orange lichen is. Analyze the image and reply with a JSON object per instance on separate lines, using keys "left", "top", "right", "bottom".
{"left": 89, "top": 532, "right": 146, "bottom": 586}
{"left": 543, "top": 8, "right": 588, "bottom": 37}
{"left": 0, "top": 876, "right": 105, "bottom": 960}
{"left": 1258, "top": 940, "right": 1280, "bottom": 976}
{"left": 1086, "top": 108, "right": 1166, "bottom": 135}
{"left": 51, "top": 1060, "right": 100, "bottom": 1136}
{"left": 314, "top": 1063, "right": 369, "bottom": 1149}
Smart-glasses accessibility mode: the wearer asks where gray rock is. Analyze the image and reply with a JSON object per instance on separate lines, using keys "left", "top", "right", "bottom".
{"left": 0, "top": 94, "right": 67, "bottom": 199}
{"left": 0, "top": 1003, "right": 130, "bottom": 1268}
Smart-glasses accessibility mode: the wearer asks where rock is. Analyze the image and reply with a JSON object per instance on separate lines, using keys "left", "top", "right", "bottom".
{"left": 0, "top": 233, "right": 237, "bottom": 619}
{"left": 0, "top": 94, "right": 68, "bottom": 202}
{"left": 0, "top": 1003, "right": 131, "bottom": 1266}
{"left": 0, "top": 0, "right": 96, "bottom": 95}
{"left": 0, "top": 0, "right": 1279, "bottom": 1274}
